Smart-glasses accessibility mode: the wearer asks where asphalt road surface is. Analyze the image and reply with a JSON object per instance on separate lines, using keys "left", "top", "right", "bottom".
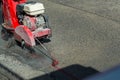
{"left": 42, "top": 0, "right": 120, "bottom": 70}
{"left": 0, "top": 0, "right": 120, "bottom": 80}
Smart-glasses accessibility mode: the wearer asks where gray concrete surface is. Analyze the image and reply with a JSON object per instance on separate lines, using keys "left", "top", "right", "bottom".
{"left": 41, "top": 0, "right": 120, "bottom": 71}
{"left": 0, "top": 0, "right": 120, "bottom": 79}
{"left": 49, "top": 0, "right": 120, "bottom": 23}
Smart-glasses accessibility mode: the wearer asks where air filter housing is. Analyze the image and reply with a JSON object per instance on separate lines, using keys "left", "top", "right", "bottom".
{"left": 23, "top": 2, "right": 45, "bottom": 16}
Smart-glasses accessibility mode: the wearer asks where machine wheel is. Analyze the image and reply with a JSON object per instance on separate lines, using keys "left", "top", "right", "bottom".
{"left": 6, "top": 38, "right": 16, "bottom": 48}
{"left": 1, "top": 27, "right": 9, "bottom": 41}
{"left": 21, "top": 40, "right": 25, "bottom": 49}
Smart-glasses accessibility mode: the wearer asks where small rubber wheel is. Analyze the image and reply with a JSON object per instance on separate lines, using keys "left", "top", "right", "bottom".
{"left": 1, "top": 28, "right": 9, "bottom": 41}
{"left": 6, "top": 38, "right": 16, "bottom": 48}
{"left": 21, "top": 40, "right": 25, "bottom": 49}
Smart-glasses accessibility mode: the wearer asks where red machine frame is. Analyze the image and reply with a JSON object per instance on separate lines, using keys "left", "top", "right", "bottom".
{"left": 1, "top": 0, "right": 58, "bottom": 66}
{"left": 1, "top": 0, "right": 52, "bottom": 47}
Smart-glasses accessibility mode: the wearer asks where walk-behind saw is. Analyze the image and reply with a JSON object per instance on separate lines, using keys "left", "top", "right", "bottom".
{"left": 1, "top": 0, "right": 58, "bottom": 66}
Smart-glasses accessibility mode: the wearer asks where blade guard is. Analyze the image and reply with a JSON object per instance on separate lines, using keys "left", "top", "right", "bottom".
{"left": 15, "top": 25, "right": 35, "bottom": 46}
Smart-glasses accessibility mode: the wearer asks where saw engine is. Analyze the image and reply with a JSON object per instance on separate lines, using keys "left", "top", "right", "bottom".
{"left": 16, "top": 1, "right": 50, "bottom": 32}
{"left": 22, "top": 15, "right": 46, "bottom": 31}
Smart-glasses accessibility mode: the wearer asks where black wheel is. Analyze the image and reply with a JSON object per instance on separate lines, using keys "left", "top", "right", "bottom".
{"left": 21, "top": 40, "right": 25, "bottom": 49}
{"left": 6, "top": 38, "right": 16, "bottom": 48}
{"left": 1, "top": 27, "right": 9, "bottom": 41}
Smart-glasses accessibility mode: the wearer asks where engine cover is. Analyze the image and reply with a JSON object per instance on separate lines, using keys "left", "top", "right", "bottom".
{"left": 23, "top": 15, "right": 45, "bottom": 30}
{"left": 23, "top": 2, "right": 45, "bottom": 15}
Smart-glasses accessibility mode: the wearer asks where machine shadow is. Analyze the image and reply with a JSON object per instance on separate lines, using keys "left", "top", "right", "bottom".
{"left": 31, "top": 64, "right": 100, "bottom": 80}
{"left": 0, "top": 2, "right": 3, "bottom": 24}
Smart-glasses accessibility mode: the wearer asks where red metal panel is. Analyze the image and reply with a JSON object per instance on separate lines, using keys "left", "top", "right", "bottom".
{"left": 2, "top": 0, "right": 27, "bottom": 29}
{"left": 15, "top": 25, "right": 36, "bottom": 46}
{"left": 33, "top": 28, "right": 51, "bottom": 38}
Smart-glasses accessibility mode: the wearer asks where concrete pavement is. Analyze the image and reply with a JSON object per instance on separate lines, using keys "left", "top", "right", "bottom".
{"left": 40, "top": 0, "right": 120, "bottom": 71}
{"left": 0, "top": 0, "right": 120, "bottom": 79}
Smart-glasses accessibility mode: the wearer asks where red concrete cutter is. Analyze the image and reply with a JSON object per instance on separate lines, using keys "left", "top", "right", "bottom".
{"left": 0, "top": 0, "right": 58, "bottom": 66}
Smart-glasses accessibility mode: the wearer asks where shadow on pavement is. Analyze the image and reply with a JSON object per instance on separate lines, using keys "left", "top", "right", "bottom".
{"left": 0, "top": 63, "right": 99, "bottom": 80}
{"left": 31, "top": 64, "right": 99, "bottom": 80}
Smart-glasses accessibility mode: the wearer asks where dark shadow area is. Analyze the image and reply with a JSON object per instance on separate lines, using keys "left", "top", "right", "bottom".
{"left": 0, "top": 2, "right": 3, "bottom": 24}
{"left": 31, "top": 64, "right": 100, "bottom": 80}
{"left": 11, "top": 38, "right": 51, "bottom": 50}
{"left": 36, "top": 38, "right": 51, "bottom": 44}
{"left": 0, "top": 64, "right": 99, "bottom": 80}
{"left": 0, "top": 63, "right": 24, "bottom": 80}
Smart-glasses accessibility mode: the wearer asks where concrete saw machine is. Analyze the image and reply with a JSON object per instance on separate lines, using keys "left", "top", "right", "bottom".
{"left": 0, "top": 0, "right": 58, "bottom": 66}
